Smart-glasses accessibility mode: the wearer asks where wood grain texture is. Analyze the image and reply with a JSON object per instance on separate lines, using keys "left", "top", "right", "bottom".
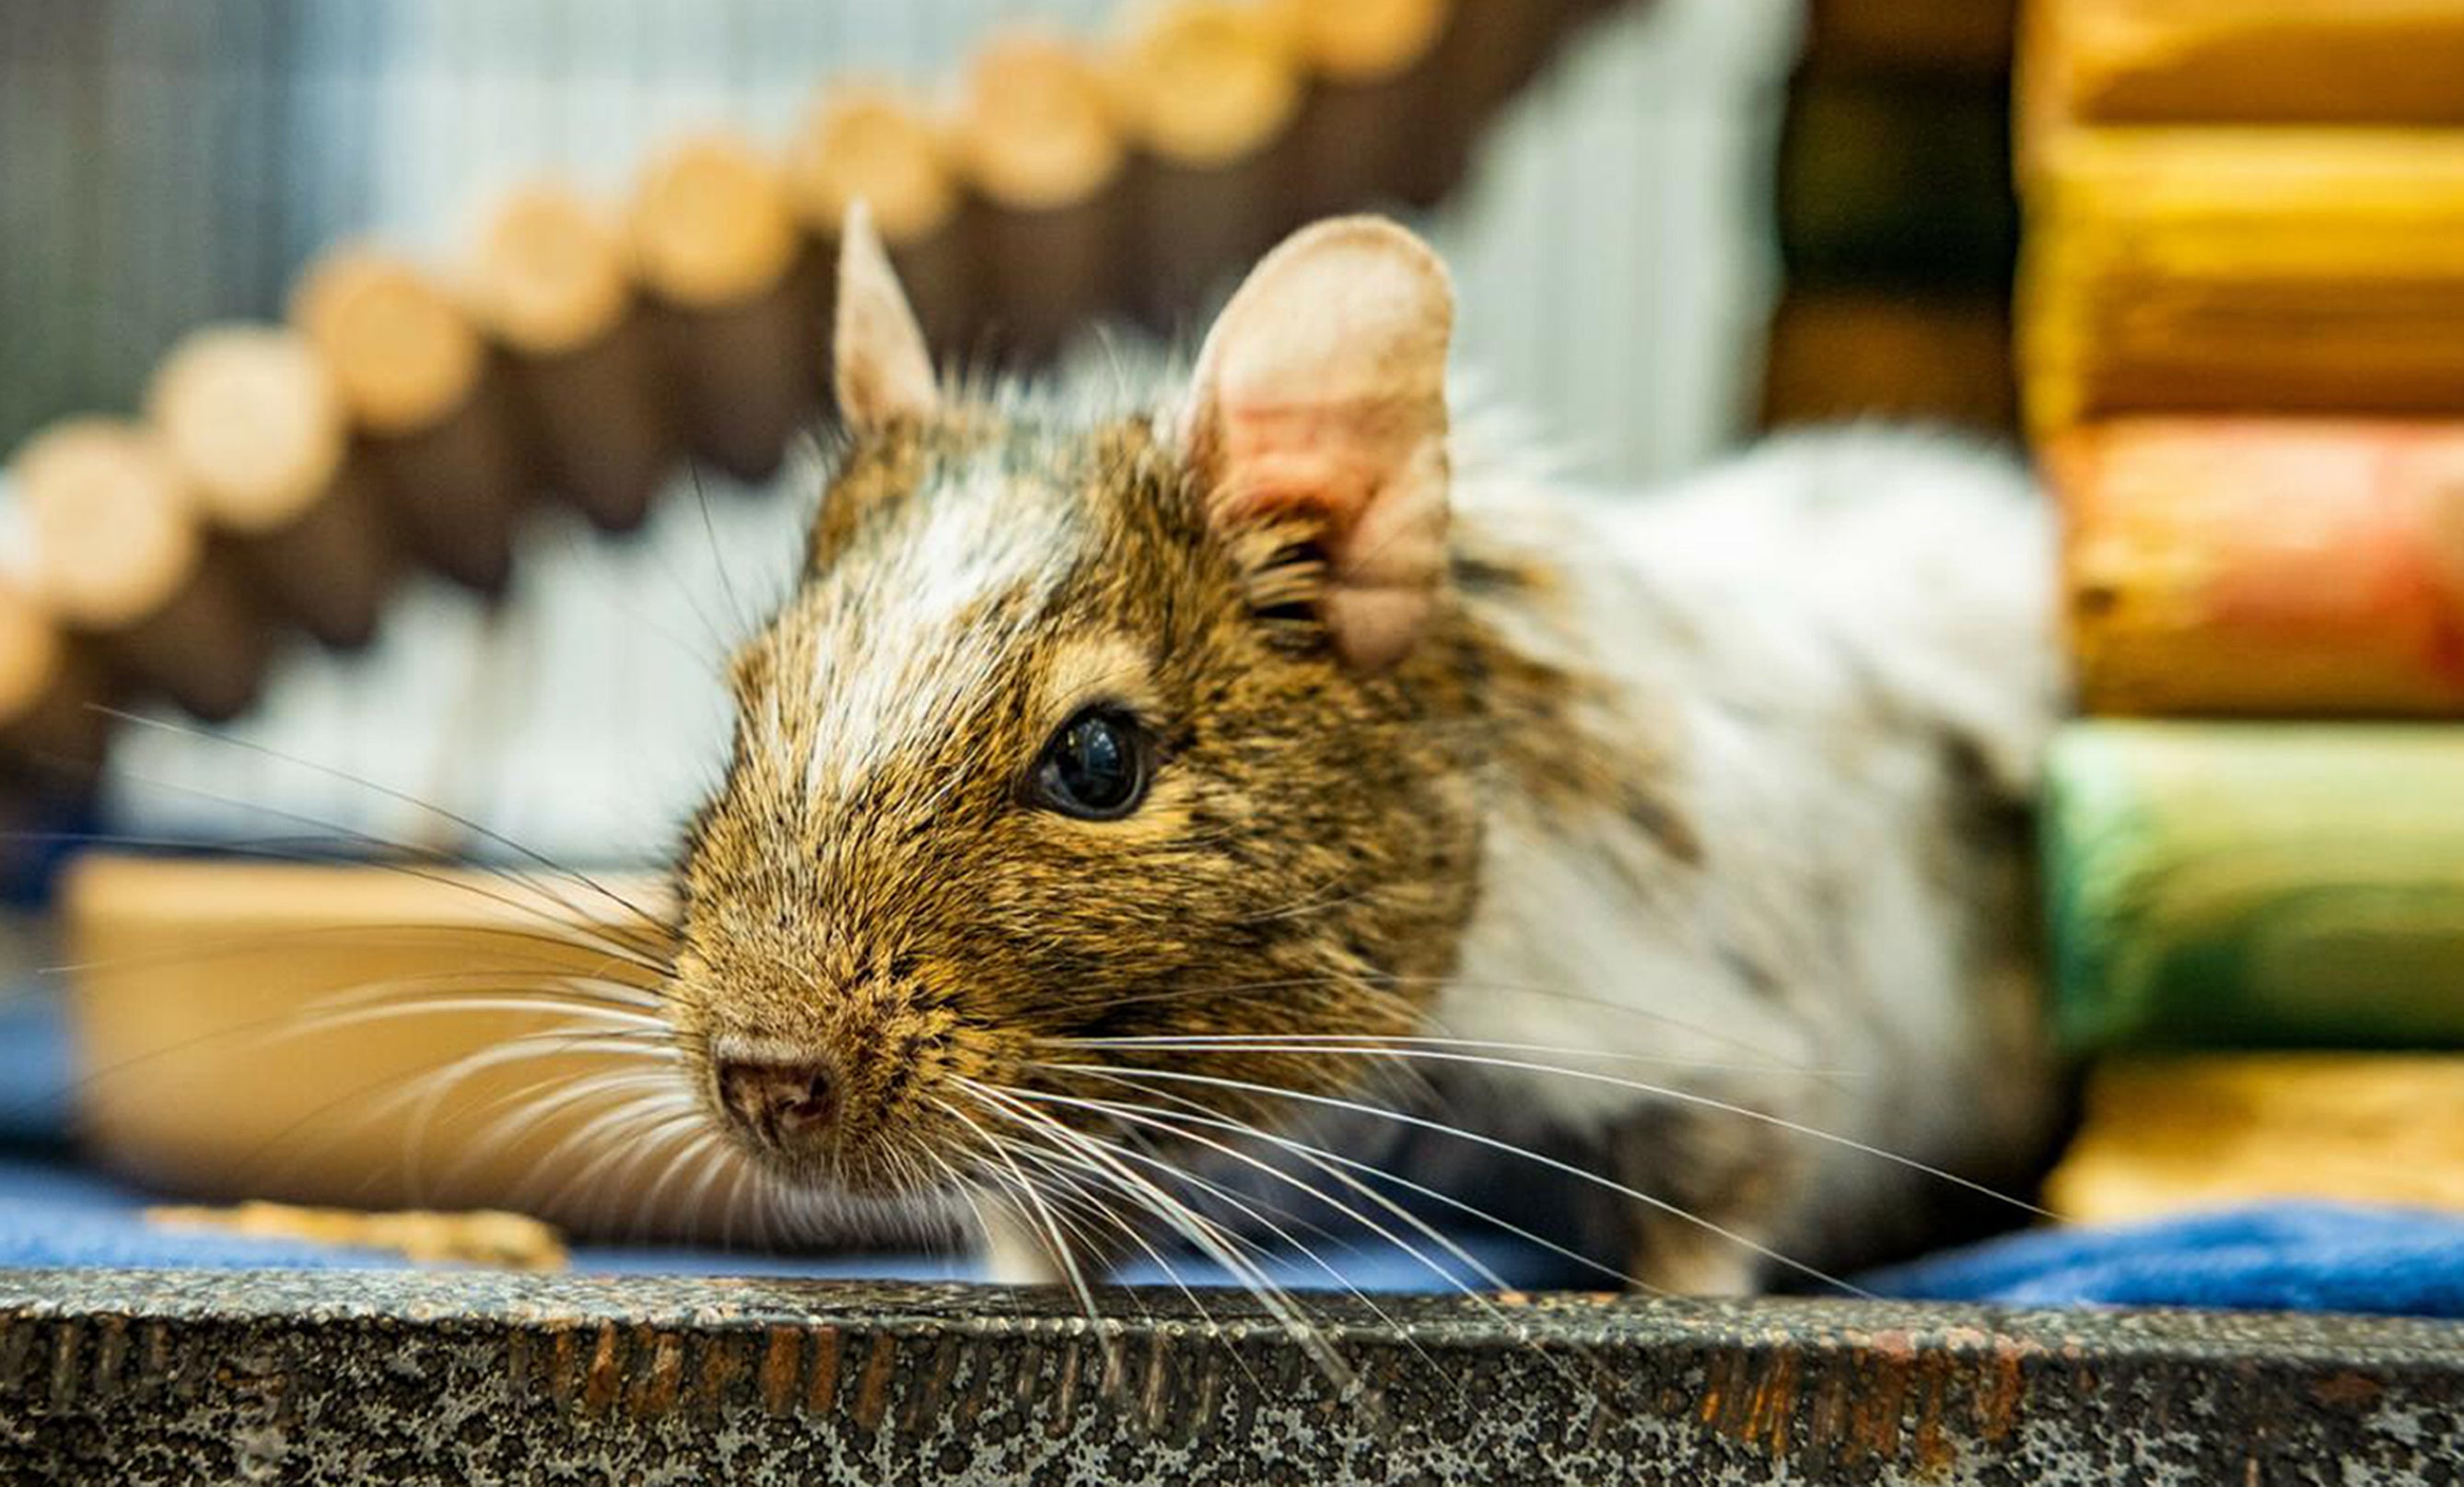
{"left": 2045, "top": 720, "right": 2464, "bottom": 1053}
{"left": 2057, "top": 419, "right": 2464, "bottom": 717}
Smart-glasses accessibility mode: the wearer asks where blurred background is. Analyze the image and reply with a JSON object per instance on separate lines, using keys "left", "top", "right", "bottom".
{"left": 0, "top": 0, "right": 2051, "bottom": 1259}
{"left": 0, "top": 0, "right": 2021, "bottom": 870}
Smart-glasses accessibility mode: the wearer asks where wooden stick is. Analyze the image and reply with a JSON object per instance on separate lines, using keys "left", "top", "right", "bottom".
{"left": 0, "top": 575, "right": 108, "bottom": 781}
{"left": 2054, "top": 418, "right": 2464, "bottom": 717}
{"left": 2044, "top": 720, "right": 2464, "bottom": 1054}
{"left": 787, "top": 83, "right": 973, "bottom": 361}
{"left": 2023, "top": 128, "right": 2464, "bottom": 436}
{"left": 631, "top": 135, "right": 821, "bottom": 486}
{"left": 12, "top": 420, "right": 269, "bottom": 721}
{"left": 954, "top": 30, "right": 1130, "bottom": 363}
{"left": 291, "top": 251, "right": 529, "bottom": 593}
{"left": 470, "top": 184, "right": 678, "bottom": 533}
{"left": 1109, "top": 0, "right": 1305, "bottom": 332}
{"left": 146, "top": 325, "right": 397, "bottom": 649}
{"left": 1278, "top": 0, "right": 1454, "bottom": 217}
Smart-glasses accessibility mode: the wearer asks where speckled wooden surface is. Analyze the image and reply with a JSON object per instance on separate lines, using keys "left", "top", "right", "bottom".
{"left": 2, "top": 1269, "right": 2459, "bottom": 1482}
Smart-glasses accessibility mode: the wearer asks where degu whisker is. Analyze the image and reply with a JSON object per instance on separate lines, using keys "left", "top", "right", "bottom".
{"left": 494, "top": 1092, "right": 704, "bottom": 1221}
{"left": 1040, "top": 973, "right": 1820, "bottom": 1071}
{"left": 986, "top": 1124, "right": 1359, "bottom": 1405}
{"left": 959, "top": 1080, "right": 1360, "bottom": 1393}
{"left": 987, "top": 1083, "right": 1499, "bottom": 1406}
{"left": 929, "top": 1093, "right": 1116, "bottom": 1352}
{"left": 97, "top": 706, "right": 673, "bottom": 941}
{"left": 37, "top": 918, "right": 673, "bottom": 990}
{"left": 14, "top": 815, "right": 679, "bottom": 982}
{"left": 2, "top": 968, "right": 670, "bottom": 1136}
{"left": 1044, "top": 1039, "right": 2046, "bottom": 1220}
{"left": 1045, "top": 1030, "right": 1853, "bottom": 1080}
{"left": 1027, "top": 1060, "right": 1874, "bottom": 1298}
{"left": 440, "top": 1062, "right": 694, "bottom": 1188}
{"left": 1033, "top": 1066, "right": 1656, "bottom": 1299}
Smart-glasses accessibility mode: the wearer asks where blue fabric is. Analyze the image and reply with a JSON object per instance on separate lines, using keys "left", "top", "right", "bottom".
{"left": 1862, "top": 1204, "right": 2464, "bottom": 1317}
{"left": 0, "top": 992, "right": 73, "bottom": 1148}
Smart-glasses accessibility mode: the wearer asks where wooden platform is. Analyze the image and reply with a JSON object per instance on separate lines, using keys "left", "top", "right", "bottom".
{"left": 3, "top": 1270, "right": 2458, "bottom": 1483}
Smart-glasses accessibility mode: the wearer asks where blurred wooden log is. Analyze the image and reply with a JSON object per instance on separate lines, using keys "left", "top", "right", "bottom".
{"left": 2021, "top": 0, "right": 2464, "bottom": 174}
{"left": 1803, "top": 0, "right": 2018, "bottom": 76}
{"left": 631, "top": 136, "right": 821, "bottom": 486}
{"left": 1279, "top": 0, "right": 1453, "bottom": 216}
{"left": 0, "top": 576, "right": 108, "bottom": 781}
{"left": 2022, "top": 129, "right": 2464, "bottom": 436}
{"left": 1419, "top": 0, "right": 1574, "bottom": 200}
{"left": 2054, "top": 418, "right": 2464, "bottom": 717}
{"left": 471, "top": 184, "right": 677, "bottom": 532}
{"left": 291, "top": 252, "right": 529, "bottom": 594}
{"left": 2047, "top": 1055, "right": 2464, "bottom": 1224}
{"left": 1777, "top": 76, "right": 2016, "bottom": 293}
{"left": 786, "top": 84, "right": 971, "bottom": 360}
{"left": 146, "top": 326, "right": 397, "bottom": 649}
{"left": 955, "top": 31, "right": 1129, "bottom": 363}
{"left": 1759, "top": 290, "right": 2015, "bottom": 431}
{"left": 2045, "top": 720, "right": 2464, "bottom": 1053}
{"left": 1110, "top": 0, "right": 1305, "bottom": 330}
{"left": 12, "top": 420, "right": 268, "bottom": 720}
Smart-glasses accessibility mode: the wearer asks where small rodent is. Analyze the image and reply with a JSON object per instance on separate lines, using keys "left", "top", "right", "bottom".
{"left": 665, "top": 205, "right": 2061, "bottom": 1294}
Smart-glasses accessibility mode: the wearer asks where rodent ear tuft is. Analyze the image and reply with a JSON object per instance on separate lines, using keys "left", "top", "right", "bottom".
{"left": 1180, "top": 216, "right": 1453, "bottom": 672}
{"left": 833, "top": 201, "right": 940, "bottom": 430}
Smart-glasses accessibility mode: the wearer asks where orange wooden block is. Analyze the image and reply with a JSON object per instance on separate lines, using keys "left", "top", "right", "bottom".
{"left": 2022, "top": 129, "right": 2464, "bottom": 435}
{"left": 2056, "top": 417, "right": 2464, "bottom": 716}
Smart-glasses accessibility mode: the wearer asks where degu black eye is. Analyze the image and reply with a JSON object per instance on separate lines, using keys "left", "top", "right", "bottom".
{"left": 1033, "top": 708, "right": 1150, "bottom": 820}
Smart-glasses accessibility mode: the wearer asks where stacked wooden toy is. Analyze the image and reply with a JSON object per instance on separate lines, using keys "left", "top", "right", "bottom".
{"left": 2022, "top": 0, "right": 2464, "bottom": 1224}
{"left": 1760, "top": 0, "right": 2020, "bottom": 433}
{"left": 0, "top": 0, "right": 1620, "bottom": 799}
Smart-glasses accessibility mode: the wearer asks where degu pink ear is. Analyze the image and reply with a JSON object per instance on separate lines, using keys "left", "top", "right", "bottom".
{"left": 832, "top": 202, "right": 940, "bottom": 429}
{"left": 1180, "top": 217, "right": 1454, "bottom": 672}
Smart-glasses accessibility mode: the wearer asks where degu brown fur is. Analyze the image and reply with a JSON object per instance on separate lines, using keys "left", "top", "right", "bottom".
{"left": 662, "top": 205, "right": 2062, "bottom": 1296}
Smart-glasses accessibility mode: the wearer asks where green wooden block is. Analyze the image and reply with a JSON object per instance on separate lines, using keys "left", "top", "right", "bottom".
{"left": 2045, "top": 720, "right": 2464, "bottom": 1052}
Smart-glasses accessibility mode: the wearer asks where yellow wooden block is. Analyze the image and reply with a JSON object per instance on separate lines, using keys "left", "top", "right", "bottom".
{"left": 2048, "top": 1055, "right": 2464, "bottom": 1224}
{"left": 61, "top": 854, "right": 744, "bottom": 1243}
{"left": 2022, "top": 128, "right": 2464, "bottom": 436}
{"left": 2021, "top": 0, "right": 2464, "bottom": 178}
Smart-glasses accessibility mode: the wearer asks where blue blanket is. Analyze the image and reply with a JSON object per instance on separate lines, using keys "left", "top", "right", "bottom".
{"left": 1863, "top": 1203, "right": 2464, "bottom": 1317}
{"left": 11, "top": 988, "right": 2464, "bottom": 1312}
